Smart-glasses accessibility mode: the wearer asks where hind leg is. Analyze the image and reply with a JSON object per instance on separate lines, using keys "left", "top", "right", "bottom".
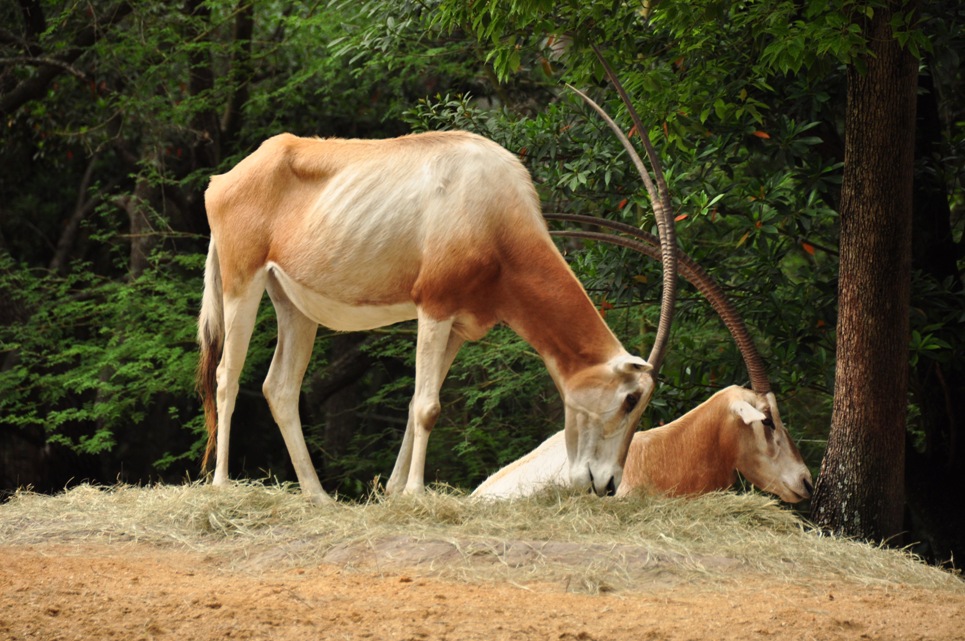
{"left": 264, "top": 274, "right": 330, "bottom": 504}
{"left": 385, "top": 314, "right": 464, "bottom": 495}
{"left": 213, "top": 273, "right": 268, "bottom": 487}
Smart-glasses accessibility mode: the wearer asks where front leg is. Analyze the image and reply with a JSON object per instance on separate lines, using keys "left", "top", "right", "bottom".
{"left": 385, "top": 412, "right": 415, "bottom": 495}
{"left": 385, "top": 314, "right": 463, "bottom": 495}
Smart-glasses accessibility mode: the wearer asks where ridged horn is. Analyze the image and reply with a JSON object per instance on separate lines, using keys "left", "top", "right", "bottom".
{"left": 568, "top": 78, "right": 677, "bottom": 376}
{"left": 545, "top": 213, "right": 772, "bottom": 395}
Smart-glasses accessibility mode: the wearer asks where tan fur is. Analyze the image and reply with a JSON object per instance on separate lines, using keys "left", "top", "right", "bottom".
{"left": 204, "top": 133, "right": 616, "bottom": 356}
{"left": 618, "top": 391, "right": 744, "bottom": 496}
{"left": 198, "top": 131, "right": 654, "bottom": 501}
{"left": 620, "top": 386, "right": 811, "bottom": 501}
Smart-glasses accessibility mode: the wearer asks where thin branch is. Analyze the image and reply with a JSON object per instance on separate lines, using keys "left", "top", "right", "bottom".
{"left": 0, "top": 28, "right": 30, "bottom": 47}
{"left": 0, "top": 56, "right": 91, "bottom": 82}
{"left": 0, "top": 0, "right": 132, "bottom": 116}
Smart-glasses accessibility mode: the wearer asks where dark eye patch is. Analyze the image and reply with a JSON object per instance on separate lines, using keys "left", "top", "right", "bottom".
{"left": 625, "top": 393, "right": 641, "bottom": 413}
{"left": 762, "top": 417, "right": 775, "bottom": 429}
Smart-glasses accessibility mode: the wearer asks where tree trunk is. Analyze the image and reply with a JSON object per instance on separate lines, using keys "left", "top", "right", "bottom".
{"left": 187, "top": 0, "right": 221, "bottom": 172}
{"left": 118, "top": 168, "right": 158, "bottom": 278}
{"left": 220, "top": 2, "right": 254, "bottom": 147}
{"left": 810, "top": 2, "right": 918, "bottom": 543}
{"left": 49, "top": 153, "right": 101, "bottom": 275}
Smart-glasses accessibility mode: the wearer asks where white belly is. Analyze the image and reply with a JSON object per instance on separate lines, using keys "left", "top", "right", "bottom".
{"left": 268, "top": 262, "right": 417, "bottom": 331}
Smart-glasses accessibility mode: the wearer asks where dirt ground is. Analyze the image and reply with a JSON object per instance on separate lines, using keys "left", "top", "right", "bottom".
{"left": 2, "top": 542, "right": 964, "bottom": 641}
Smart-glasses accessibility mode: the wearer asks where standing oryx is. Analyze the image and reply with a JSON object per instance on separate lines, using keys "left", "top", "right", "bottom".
{"left": 197, "top": 126, "right": 676, "bottom": 503}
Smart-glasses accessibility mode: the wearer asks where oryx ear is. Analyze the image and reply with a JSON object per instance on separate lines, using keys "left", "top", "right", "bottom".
{"left": 613, "top": 355, "right": 652, "bottom": 378}
{"left": 731, "top": 400, "right": 767, "bottom": 425}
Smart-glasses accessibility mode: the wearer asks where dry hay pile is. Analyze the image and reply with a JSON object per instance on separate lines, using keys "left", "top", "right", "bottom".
{"left": 1, "top": 481, "right": 961, "bottom": 594}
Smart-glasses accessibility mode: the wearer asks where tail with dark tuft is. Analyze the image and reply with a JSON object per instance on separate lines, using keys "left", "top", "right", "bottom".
{"left": 196, "top": 239, "right": 224, "bottom": 471}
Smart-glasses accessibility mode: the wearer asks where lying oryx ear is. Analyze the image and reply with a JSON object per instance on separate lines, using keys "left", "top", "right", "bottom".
{"left": 731, "top": 399, "right": 767, "bottom": 425}
{"left": 613, "top": 355, "right": 652, "bottom": 378}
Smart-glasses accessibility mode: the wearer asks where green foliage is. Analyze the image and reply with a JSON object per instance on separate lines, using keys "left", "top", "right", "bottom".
{"left": 311, "top": 324, "right": 557, "bottom": 493}
{"left": 0, "top": 250, "right": 203, "bottom": 464}
{"left": 907, "top": 272, "right": 962, "bottom": 370}
{"left": 433, "top": 326, "right": 557, "bottom": 484}
{"left": 1, "top": 0, "right": 962, "bottom": 508}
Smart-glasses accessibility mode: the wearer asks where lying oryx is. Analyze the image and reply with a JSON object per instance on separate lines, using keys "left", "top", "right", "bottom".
{"left": 473, "top": 385, "right": 813, "bottom": 502}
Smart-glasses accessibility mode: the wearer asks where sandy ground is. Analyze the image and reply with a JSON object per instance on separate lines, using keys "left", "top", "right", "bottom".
{"left": 2, "top": 542, "right": 964, "bottom": 641}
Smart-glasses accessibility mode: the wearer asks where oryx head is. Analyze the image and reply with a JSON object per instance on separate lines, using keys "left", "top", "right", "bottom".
{"left": 731, "top": 389, "right": 814, "bottom": 503}
{"left": 563, "top": 354, "right": 654, "bottom": 496}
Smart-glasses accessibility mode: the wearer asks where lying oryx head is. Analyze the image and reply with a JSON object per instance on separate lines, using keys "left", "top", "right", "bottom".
{"left": 730, "top": 388, "right": 814, "bottom": 503}
{"left": 563, "top": 354, "right": 654, "bottom": 496}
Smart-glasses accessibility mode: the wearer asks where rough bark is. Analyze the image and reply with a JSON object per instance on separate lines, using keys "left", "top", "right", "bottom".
{"left": 810, "top": 1, "right": 918, "bottom": 543}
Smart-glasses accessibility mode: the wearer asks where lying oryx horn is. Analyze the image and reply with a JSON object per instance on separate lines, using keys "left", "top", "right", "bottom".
{"left": 545, "top": 214, "right": 772, "bottom": 395}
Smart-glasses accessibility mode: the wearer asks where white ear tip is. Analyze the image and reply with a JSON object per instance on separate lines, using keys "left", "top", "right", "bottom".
{"left": 732, "top": 399, "right": 767, "bottom": 424}
{"left": 614, "top": 356, "right": 651, "bottom": 374}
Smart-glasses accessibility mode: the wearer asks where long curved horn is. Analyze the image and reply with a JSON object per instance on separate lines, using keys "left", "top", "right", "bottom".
{"left": 546, "top": 214, "right": 772, "bottom": 395}
{"left": 590, "top": 45, "right": 679, "bottom": 377}
{"left": 567, "top": 84, "right": 677, "bottom": 376}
